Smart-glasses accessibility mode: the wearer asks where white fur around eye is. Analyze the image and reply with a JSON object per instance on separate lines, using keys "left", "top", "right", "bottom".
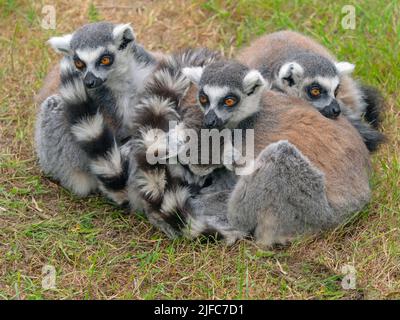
{"left": 335, "top": 62, "right": 355, "bottom": 75}
{"left": 314, "top": 76, "right": 340, "bottom": 96}
{"left": 47, "top": 34, "right": 73, "bottom": 55}
{"left": 75, "top": 47, "right": 105, "bottom": 65}
{"left": 203, "top": 85, "right": 229, "bottom": 104}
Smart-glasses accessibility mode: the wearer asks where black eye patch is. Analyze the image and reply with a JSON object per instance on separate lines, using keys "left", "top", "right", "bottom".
{"left": 96, "top": 52, "right": 114, "bottom": 67}
{"left": 73, "top": 55, "right": 86, "bottom": 71}
{"left": 306, "top": 83, "right": 326, "bottom": 99}
{"left": 219, "top": 94, "right": 240, "bottom": 109}
{"left": 198, "top": 90, "right": 209, "bottom": 107}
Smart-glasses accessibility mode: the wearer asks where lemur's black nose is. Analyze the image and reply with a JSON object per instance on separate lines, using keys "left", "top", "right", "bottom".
{"left": 321, "top": 100, "right": 341, "bottom": 119}
{"left": 84, "top": 72, "right": 103, "bottom": 89}
{"left": 203, "top": 110, "right": 223, "bottom": 129}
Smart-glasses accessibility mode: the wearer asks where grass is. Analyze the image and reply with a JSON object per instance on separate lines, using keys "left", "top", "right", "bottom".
{"left": 0, "top": 0, "right": 399, "bottom": 299}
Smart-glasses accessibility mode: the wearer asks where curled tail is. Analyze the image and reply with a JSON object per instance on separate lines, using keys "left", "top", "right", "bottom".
{"left": 131, "top": 48, "right": 245, "bottom": 243}
{"left": 341, "top": 82, "right": 386, "bottom": 153}
{"left": 347, "top": 117, "right": 385, "bottom": 152}
{"left": 59, "top": 59, "right": 129, "bottom": 205}
{"left": 359, "top": 84, "right": 384, "bottom": 129}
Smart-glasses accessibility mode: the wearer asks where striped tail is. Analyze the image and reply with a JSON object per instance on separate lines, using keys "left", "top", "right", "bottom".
{"left": 130, "top": 48, "right": 246, "bottom": 243}
{"left": 347, "top": 116, "right": 385, "bottom": 152}
{"left": 59, "top": 59, "right": 129, "bottom": 205}
{"left": 359, "top": 84, "right": 384, "bottom": 129}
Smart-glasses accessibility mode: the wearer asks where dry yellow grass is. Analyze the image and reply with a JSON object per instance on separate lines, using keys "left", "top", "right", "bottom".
{"left": 0, "top": 0, "right": 399, "bottom": 299}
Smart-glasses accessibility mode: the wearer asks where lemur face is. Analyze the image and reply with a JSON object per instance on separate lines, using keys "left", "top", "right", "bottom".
{"left": 182, "top": 61, "right": 268, "bottom": 129}
{"left": 198, "top": 85, "right": 243, "bottom": 129}
{"left": 276, "top": 55, "right": 355, "bottom": 119}
{"left": 300, "top": 76, "right": 341, "bottom": 119}
{"left": 71, "top": 47, "right": 116, "bottom": 89}
{"left": 48, "top": 22, "right": 135, "bottom": 89}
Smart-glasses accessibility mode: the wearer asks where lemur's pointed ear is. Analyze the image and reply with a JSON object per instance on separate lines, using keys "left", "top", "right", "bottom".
{"left": 47, "top": 34, "right": 73, "bottom": 55}
{"left": 243, "top": 70, "right": 268, "bottom": 95}
{"left": 278, "top": 62, "right": 304, "bottom": 87}
{"left": 335, "top": 62, "right": 355, "bottom": 75}
{"left": 182, "top": 67, "right": 204, "bottom": 84}
{"left": 113, "top": 23, "right": 135, "bottom": 50}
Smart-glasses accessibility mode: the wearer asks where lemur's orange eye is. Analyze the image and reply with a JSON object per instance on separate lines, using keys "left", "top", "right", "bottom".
{"left": 310, "top": 87, "right": 321, "bottom": 96}
{"left": 199, "top": 94, "right": 208, "bottom": 105}
{"left": 74, "top": 59, "right": 85, "bottom": 70}
{"left": 224, "top": 97, "right": 237, "bottom": 107}
{"left": 100, "top": 56, "right": 112, "bottom": 65}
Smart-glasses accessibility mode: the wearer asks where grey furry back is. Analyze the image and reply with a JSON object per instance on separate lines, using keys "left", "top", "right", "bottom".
{"left": 227, "top": 140, "right": 336, "bottom": 246}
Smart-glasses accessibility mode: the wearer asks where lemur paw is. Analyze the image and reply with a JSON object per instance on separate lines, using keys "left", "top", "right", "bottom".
{"left": 222, "top": 230, "right": 247, "bottom": 246}
{"left": 44, "top": 95, "right": 63, "bottom": 112}
{"left": 223, "top": 143, "right": 241, "bottom": 171}
{"left": 223, "top": 143, "right": 255, "bottom": 175}
{"left": 188, "top": 163, "right": 221, "bottom": 176}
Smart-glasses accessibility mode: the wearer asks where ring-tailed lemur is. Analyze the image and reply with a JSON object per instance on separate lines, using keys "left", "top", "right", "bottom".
{"left": 128, "top": 51, "right": 247, "bottom": 242}
{"left": 96, "top": 56, "right": 371, "bottom": 246}
{"left": 35, "top": 22, "right": 160, "bottom": 201}
{"left": 236, "top": 30, "right": 385, "bottom": 152}
{"left": 45, "top": 28, "right": 374, "bottom": 245}
{"left": 77, "top": 54, "right": 373, "bottom": 246}
{"left": 178, "top": 60, "right": 371, "bottom": 246}
{"left": 57, "top": 45, "right": 246, "bottom": 243}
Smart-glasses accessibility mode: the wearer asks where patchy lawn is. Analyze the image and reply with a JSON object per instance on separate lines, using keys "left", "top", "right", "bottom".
{"left": 0, "top": 0, "right": 399, "bottom": 299}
